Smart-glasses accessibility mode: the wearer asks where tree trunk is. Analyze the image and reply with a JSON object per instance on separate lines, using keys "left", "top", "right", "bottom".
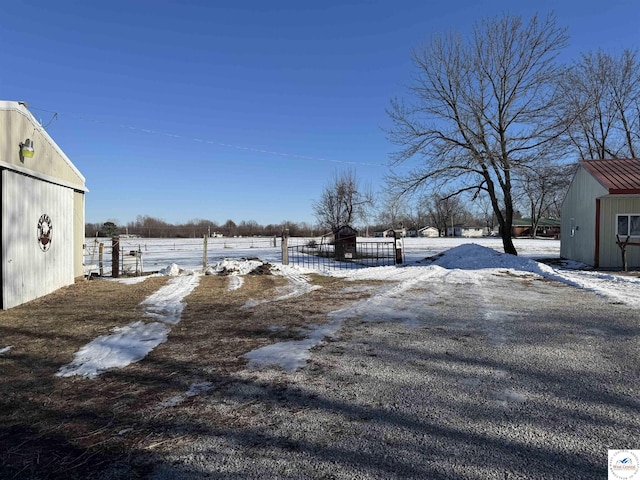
{"left": 499, "top": 203, "right": 518, "bottom": 255}
{"left": 501, "top": 232, "right": 517, "bottom": 256}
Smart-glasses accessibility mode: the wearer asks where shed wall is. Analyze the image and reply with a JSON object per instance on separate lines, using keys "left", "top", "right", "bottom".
{"left": 73, "top": 191, "right": 84, "bottom": 278}
{"left": 2, "top": 170, "right": 74, "bottom": 309}
{"left": 560, "top": 167, "right": 607, "bottom": 265}
{"left": 598, "top": 197, "right": 640, "bottom": 269}
{"left": 0, "top": 106, "right": 84, "bottom": 188}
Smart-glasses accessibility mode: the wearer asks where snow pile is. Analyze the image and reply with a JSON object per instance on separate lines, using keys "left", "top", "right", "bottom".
{"left": 205, "top": 258, "right": 266, "bottom": 276}
{"left": 57, "top": 274, "right": 201, "bottom": 378}
{"left": 431, "top": 243, "right": 542, "bottom": 272}
{"left": 0, "top": 346, "right": 11, "bottom": 355}
{"left": 160, "top": 263, "right": 194, "bottom": 276}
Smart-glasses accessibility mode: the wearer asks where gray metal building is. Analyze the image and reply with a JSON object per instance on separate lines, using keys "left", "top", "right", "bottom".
{"left": 0, "top": 101, "right": 87, "bottom": 309}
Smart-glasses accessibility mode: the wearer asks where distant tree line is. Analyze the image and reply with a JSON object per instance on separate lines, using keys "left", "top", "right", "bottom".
{"left": 85, "top": 215, "right": 319, "bottom": 238}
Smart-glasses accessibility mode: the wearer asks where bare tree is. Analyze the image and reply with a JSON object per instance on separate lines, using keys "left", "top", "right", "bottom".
{"left": 425, "top": 192, "right": 467, "bottom": 237}
{"left": 313, "top": 170, "right": 374, "bottom": 232}
{"left": 470, "top": 194, "right": 497, "bottom": 234}
{"left": 387, "top": 13, "right": 569, "bottom": 255}
{"left": 516, "top": 163, "right": 575, "bottom": 237}
{"left": 559, "top": 49, "right": 640, "bottom": 159}
{"left": 376, "top": 192, "right": 411, "bottom": 229}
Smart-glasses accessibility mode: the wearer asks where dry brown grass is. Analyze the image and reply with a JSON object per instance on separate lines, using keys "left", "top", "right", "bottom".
{"left": 0, "top": 271, "right": 386, "bottom": 479}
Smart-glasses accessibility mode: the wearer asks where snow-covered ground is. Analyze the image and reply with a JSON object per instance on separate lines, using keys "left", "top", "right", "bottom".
{"left": 55, "top": 239, "right": 639, "bottom": 379}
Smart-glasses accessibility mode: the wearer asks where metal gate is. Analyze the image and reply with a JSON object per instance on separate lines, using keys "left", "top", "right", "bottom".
{"left": 287, "top": 240, "right": 397, "bottom": 270}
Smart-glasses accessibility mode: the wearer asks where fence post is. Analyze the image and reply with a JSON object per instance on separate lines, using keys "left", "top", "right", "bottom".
{"left": 394, "top": 230, "right": 403, "bottom": 265}
{"left": 99, "top": 242, "right": 104, "bottom": 276}
{"left": 112, "top": 236, "right": 120, "bottom": 278}
{"left": 281, "top": 229, "right": 289, "bottom": 265}
{"left": 203, "top": 234, "right": 208, "bottom": 270}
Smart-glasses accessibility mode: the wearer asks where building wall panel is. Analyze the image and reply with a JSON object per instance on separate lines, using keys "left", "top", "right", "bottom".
{"left": 2, "top": 170, "right": 74, "bottom": 309}
{"left": 560, "top": 167, "right": 607, "bottom": 265}
{"left": 73, "top": 191, "right": 85, "bottom": 278}
{"left": 599, "top": 197, "right": 640, "bottom": 269}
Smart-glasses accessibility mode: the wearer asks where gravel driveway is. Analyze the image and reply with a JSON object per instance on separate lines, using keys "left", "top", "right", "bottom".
{"left": 144, "top": 269, "right": 639, "bottom": 480}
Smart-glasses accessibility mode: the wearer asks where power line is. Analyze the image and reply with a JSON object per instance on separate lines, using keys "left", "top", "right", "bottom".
{"left": 29, "top": 105, "right": 387, "bottom": 167}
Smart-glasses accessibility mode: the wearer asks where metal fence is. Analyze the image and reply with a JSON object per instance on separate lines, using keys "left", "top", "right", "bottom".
{"left": 287, "top": 240, "right": 397, "bottom": 270}
{"left": 83, "top": 236, "right": 280, "bottom": 277}
{"left": 84, "top": 236, "right": 398, "bottom": 276}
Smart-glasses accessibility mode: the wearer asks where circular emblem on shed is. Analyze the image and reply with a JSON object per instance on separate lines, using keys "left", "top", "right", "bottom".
{"left": 37, "top": 214, "right": 52, "bottom": 252}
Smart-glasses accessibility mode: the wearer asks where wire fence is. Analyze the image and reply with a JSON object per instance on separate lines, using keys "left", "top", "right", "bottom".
{"left": 84, "top": 236, "right": 401, "bottom": 277}
{"left": 83, "top": 236, "right": 281, "bottom": 277}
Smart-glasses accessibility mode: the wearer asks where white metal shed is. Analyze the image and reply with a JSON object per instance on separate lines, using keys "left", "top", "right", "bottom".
{"left": 0, "top": 101, "right": 87, "bottom": 309}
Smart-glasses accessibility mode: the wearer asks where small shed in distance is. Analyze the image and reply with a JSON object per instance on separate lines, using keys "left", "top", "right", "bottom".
{"left": 333, "top": 225, "right": 357, "bottom": 260}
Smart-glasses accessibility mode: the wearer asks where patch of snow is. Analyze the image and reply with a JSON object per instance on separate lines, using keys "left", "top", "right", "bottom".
{"left": 56, "top": 274, "right": 201, "bottom": 378}
{"left": 243, "top": 264, "right": 321, "bottom": 307}
{"left": 495, "top": 388, "right": 528, "bottom": 406}
{"left": 158, "top": 381, "right": 215, "bottom": 408}
{"left": 547, "top": 268, "right": 640, "bottom": 308}
{"left": 228, "top": 275, "right": 244, "bottom": 291}
{"left": 141, "top": 275, "right": 200, "bottom": 325}
{"left": 56, "top": 321, "right": 170, "bottom": 379}
{"left": 186, "top": 381, "right": 214, "bottom": 397}
{"left": 244, "top": 320, "right": 341, "bottom": 372}
{"left": 267, "top": 325, "right": 287, "bottom": 332}
{"left": 0, "top": 346, "right": 12, "bottom": 355}
{"left": 112, "top": 276, "right": 150, "bottom": 285}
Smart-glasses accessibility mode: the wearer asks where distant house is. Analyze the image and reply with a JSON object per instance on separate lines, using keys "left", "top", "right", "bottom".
{"left": 447, "top": 224, "right": 484, "bottom": 238}
{"left": 561, "top": 159, "right": 640, "bottom": 269}
{"left": 511, "top": 218, "right": 561, "bottom": 238}
{"left": 0, "top": 101, "right": 87, "bottom": 309}
{"left": 374, "top": 228, "right": 398, "bottom": 238}
{"left": 418, "top": 226, "right": 439, "bottom": 238}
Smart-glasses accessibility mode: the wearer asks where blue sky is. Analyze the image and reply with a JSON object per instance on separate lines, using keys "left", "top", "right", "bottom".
{"left": 1, "top": 0, "right": 638, "bottom": 226}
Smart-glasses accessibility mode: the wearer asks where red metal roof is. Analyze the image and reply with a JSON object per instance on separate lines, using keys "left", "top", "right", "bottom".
{"left": 580, "top": 158, "right": 640, "bottom": 194}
